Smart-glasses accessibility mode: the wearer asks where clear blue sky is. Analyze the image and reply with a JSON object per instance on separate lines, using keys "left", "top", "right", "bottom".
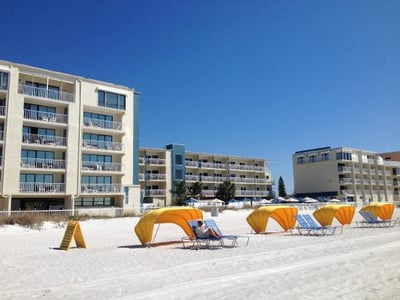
{"left": 2, "top": 0, "right": 399, "bottom": 194}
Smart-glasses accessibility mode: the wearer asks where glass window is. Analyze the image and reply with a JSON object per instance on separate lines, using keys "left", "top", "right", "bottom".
{"left": 0, "top": 72, "right": 9, "bottom": 90}
{"left": 98, "top": 91, "right": 105, "bottom": 106}
{"left": 175, "top": 154, "right": 182, "bottom": 165}
{"left": 98, "top": 90, "right": 126, "bottom": 111}
{"left": 175, "top": 169, "right": 183, "bottom": 180}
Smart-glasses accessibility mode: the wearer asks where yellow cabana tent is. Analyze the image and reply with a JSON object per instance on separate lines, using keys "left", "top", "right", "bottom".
{"left": 360, "top": 202, "right": 395, "bottom": 220}
{"left": 313, "top": 204, "right": 355, "bottom": 226}
{"left": 246, "top": 206, "right": 298, "bottom": 233}
{"left": 134, "top": 207, "right": 203, "bottom": 245}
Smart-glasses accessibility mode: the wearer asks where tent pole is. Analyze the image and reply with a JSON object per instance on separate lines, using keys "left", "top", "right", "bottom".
{"left": 152, "top": 224, "right": 160, "bottom": 244}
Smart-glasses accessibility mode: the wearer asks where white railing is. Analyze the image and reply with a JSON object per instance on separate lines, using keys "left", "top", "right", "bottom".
{"left": 21, "top": 158, "right": 65, "bottom": 169}
{"left": 24, "top": 109, "right": 68, "bottom": 124}
{"left": 145, "top": 189, "right": 166, "bottom": 196}
{"left": 145, "top": 174, "right": 166, "bottom": 180}
{"left": 83, "top": 139, "right": 122, "bottom": 151}
{"left": 81, "top": 184, "right": 122, "bottom": 193}
{"left": 19, "top": 182, "right": 65, "bottom": 193}
{"left": 145, "top": 158, "right": 166, "bottom": 165}
{"left": 83, "top": 117, "right": 122, "bottom": 131}
{"left": 23, "top": 133, "right": 67, "bottom": 146}
{"left": 82, "top": 161, "right": 122, "bottom": 172}
{"left": 18, "top": 84, "right": 75, "bottom": 103}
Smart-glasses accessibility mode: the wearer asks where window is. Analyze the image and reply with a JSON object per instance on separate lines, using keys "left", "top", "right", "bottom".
{"left": 175, "top": 154, "right": 182, "bottom": 165}
{"left": 336, "top": 151, "right": 352, "bottom": 161}
{"left": 175, "top": 169, "right": 183, "bottom": 180}
{"left": 98, "top": 90, "right": 126, "bottom": 110}
{"left": 75, "top": 197, "right": 114, "bottom": 207}
{"left": 321, "top": 153, "right": 330, "bottom": 161}
{"left": 0, "top": 72, "right": 9, "bottom": 90}
{"left": 297, "top": 156, "right": 304, "bottom": 164}
{"left": 309, "top": 155, "right": 316, "bottom": 163}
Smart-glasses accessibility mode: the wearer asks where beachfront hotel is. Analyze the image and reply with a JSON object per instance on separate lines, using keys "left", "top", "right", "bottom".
{"left": 140, "top": 144, "right": 274, "bottom": 206}
{"left": 293, "top": 146, "right": 400, "bottom": 205}
{"left": 0, "top": 60, "right": 141, "bottom": 212}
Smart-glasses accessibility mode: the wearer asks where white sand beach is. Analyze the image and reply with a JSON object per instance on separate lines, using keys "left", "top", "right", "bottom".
{"left": 0, "top": 208, "right": 399, "bottom": 300}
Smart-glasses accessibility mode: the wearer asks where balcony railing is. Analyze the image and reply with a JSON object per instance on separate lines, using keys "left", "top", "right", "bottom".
{"left": 145, "top": 189, "right": 166, "bottom": 196}
{"left": 0, "top": 131, "right": 3, "bottom": 141}
{"left": 145, "top": 174, "right": 166, "bottom": 180}
{"left": 81, "top": 184, "right": 122, "bottom": 193}
{"left": 19, "top": 182, "right": 65, "bottom": 193}
{"left": 83, "top": 139, "right": 122, "bottom": 151}
{"left": 82, "top": 161, "right": 122, "bottom": 172}
{"left": 23, "top": 133, "right": 67, "bottom": 146}
{"left": 145, "top": 158, "right": 166, "bottom": 165}
{"left": 24, "top": 109, "right": 68, "bottom": 124}
{"left": 18, "top": 84, "right": 75, "bottom": 103}
{"left": 185, "top": 175, "right": 199, "bottom": 181}
{"left": 83, "top": 117, "right": 122, "bottom": 131}
{"left": 185, "top": 161, "right": 198, "bottom": 167}
{"left": 21, "top": 158, "right": 65, "bottom": 169}
{"left": 0, "top": 106, "right": 5, "bottom": 116}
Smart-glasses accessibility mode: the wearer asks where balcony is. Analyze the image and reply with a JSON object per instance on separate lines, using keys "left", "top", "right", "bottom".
{"left": 145, "top": 158, "right": 166, "bottom": 165}
{"left": 24, "top": 109, "right": 68, "bottom": 124}
{"left": 83, "top": 117, "right": 122, "bottom": 131}
{"left": 21, "top": 158, "right": 65, "bottom": 169}
{"left": 186, "top": 175, "right": 199, "bottom": 181}
{"left": 144, "top": 174, "right": 166, "bottom": 180}
{"left": 82, "top": 161, "right": 122, "bottom": 172}
{"left": 144, "top": 189, "right": 166, "bottom": 196}
{"left": 82, "top": 139, "right": 122, "bottom": 151}
{"left": 0, "top": 131, "right": 3, "bottom": 141}
{"left": 199, "top": 162, "right": 214, "bottom": 169}
{"left": 339, "top": 178, "right": 353, "bottom": 185}
{"left": 338, "top": 166, "right": 352, "bottom": 173}
{"left": 19, "top": 182, "right": 65, "bottom": 193}
{"left": 23, "top": 133, "right": 67, "bottom": 146}
{"left": 185, "top": 161, "right": 198, "bottom": 167}
{"left": 0, "top": 106, "right": 5, "bottom": 116}
{"left": 18, "top": 84, "right": 74, "bottom": 103}
{"left": 81, "top": 184, "right": 122, "bottom": 193}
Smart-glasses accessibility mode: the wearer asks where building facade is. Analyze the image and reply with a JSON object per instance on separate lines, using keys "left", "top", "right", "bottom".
{"left": 0, "top": 60, "right": 141, "bottom": 212}
{"left": 140, "top": 144, "right": 274, "bottom": 205}
{"left": 293, "top": 146, "right": 400, "bottom": 205}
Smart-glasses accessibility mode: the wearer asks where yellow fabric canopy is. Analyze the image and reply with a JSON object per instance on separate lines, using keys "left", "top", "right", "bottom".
{"left": 134, "top": 207, "right": 203, "bottom": 245}
{"left": 246, "top": 206, "right": 298, "bottom": 233}
{"left": 313, "top": 204, "right": 355, "bottom": 226}
{"left": 360, "top": 202, "right": 395, "bottom": 220}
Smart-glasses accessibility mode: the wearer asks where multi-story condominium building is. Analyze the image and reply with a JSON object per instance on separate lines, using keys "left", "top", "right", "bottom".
{"left": 293, "top": 146, "right": 400, "bottom": 205}
{"left": 140, "top": 144, "right": 274, "bottom": 205}
{"left": 0, "top": 60, "right": 140, "bottom": 212}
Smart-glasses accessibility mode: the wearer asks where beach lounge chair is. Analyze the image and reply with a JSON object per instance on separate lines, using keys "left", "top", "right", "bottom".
{"left": 182, "top": 220, "right": 223, "bottom": 249}
{"left": 356, "top": 211, "right": 394, "bottom": 228}
{"left": 303, "top": 214, "right": 336, "bottom": 235}
{"left": 204, "top": 219, "right": 250, "bottom": 247}
{"left": 294, "top": 214, "right": 323, "bottom": 236}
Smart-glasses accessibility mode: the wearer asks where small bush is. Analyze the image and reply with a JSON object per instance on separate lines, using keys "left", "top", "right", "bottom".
{"left": 0, "top": 214, "right": 69, "bottom": 230}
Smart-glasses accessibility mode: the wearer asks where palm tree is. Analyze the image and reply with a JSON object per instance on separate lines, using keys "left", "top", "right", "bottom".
{"left": 216, "top": 180, "right": 235, "bottom": 204}
{"left": 189, "top": 181, "right": 203, "bottom": 200}
{"left": 170, "top": 181, "right": 187, "bottom": 206}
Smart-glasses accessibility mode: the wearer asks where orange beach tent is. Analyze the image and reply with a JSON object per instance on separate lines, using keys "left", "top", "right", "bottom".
{"left": 360, "top": 202, "right": 395, "bottom": 221}
{"left": 246, "top": 206, "right": 298, "bottom": 233}
{"left": 313, "top": 204, "right": 355, "bottom": 226}
{"left": 134, "top": 207, "right": 203, "bottom": 245}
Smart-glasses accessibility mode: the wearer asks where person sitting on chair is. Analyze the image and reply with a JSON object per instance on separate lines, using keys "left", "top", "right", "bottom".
{"left": 195, "top": 220, "right": 221, "bottom": 238}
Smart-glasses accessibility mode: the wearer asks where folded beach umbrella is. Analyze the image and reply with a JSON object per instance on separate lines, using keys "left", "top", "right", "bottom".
{"left": 360, "top": 202, "right": 395, "bottom": 220}
{"left": 313, "top": 204, "right": 355, "bottom": 226}
{"left": 246, "top": 205, "right": 298, "bottom": 233}
{"left": 134, "top": 207, "right": 203, "bottom": 245}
